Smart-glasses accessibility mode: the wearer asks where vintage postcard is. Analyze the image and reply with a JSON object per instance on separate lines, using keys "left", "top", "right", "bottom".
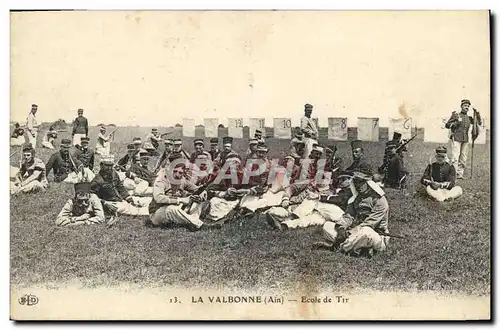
{"left": 9, "top": 10, "right": 491, "bottom": 320}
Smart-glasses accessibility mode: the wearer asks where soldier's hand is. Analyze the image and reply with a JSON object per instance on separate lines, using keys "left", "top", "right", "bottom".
{"left": 134, "top": 177, "right": 142, "bottom": 184}
{"left": 178, "top": 197, "right": 190, "bottom": 205}
{"left": 199, "top": 190, "right": 208, "bottom": 201}
{"left": 430, "top": 182, "right": 440, "bottom": 190}
{"left": 125, "top": 196, "right": 134, "bottom": 204}
{"left": 190, "top": 195, "right": 202, "bottom": 203}
{"left": 281, "top": 199, "right": 290, "bottom": 208}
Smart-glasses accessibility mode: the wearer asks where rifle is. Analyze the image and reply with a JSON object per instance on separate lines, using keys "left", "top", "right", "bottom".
{"left": 396, "top": 133, "right": 418, "bottom": 154}
{"left": 106, "top": 126, "right": 119, "bottom": 140}
{"left": 375, "top": 230, "right": 408, "bottom": 239}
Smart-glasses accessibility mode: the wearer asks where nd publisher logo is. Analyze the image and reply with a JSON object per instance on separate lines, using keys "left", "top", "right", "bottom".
{"left": 18, "top": 294, "right": 39, "bottom": 306}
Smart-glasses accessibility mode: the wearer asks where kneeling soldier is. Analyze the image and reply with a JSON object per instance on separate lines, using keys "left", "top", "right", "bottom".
{"left": 420, "top": 146, "right": 463, "bottom": 202}
{"left": 55, "top": 182, "right": 106, "bottom": 227}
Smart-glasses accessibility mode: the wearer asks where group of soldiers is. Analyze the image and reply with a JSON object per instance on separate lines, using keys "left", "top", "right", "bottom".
{"left": 10, "top": 99, "right": 482, "bottom": 258}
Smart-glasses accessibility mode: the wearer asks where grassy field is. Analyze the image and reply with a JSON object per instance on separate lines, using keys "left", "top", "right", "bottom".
{"left": 10, "top": 125, "right": 491, "bottom": 296}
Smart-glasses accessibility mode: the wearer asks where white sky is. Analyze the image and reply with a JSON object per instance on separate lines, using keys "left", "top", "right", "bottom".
{"left": 10, "top": 11, "right": 490, "bottom": 128}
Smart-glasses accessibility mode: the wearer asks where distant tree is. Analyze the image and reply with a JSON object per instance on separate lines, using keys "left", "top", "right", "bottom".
{"left": 195, "top": 125, "right": 205, "bottom": 128}
{"left": 175, "top": 123, "right": 182, "bottom": 128}
{"left": 218, "top": 124, "right": 225, "bottom": 128}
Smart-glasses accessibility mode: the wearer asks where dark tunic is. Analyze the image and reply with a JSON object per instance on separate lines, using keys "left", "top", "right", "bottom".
{"left": 445, "top": 111, "right": 482, "bottom": 143}
{"left": 72, "top": 116, "right": 89, "bottom": 135}
{"left": 45, "top": 151, "right": 82, "bottom": 182}
{"left": 127, "top": 163, "right": 155, "bottom": 186}
{"left": 421, "top": 162, "right": 456, "bottom": 189}
{"left": 74, "top": 148, "right": 95, "bottom": 170}
{"left": 90, "top": 170, "right": 129, "bottom": 202}
{"left": 383, "top": 154, "right": 407, "bottom": 188}
{"left": 11, "top": 127, "right": 24, "bottom": 138}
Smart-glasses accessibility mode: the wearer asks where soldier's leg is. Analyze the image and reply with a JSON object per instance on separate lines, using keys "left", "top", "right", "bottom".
{"left": 123, "top": 178, "right": 136, "bottom": 191}
{"left": 449, "top": 140, "right": 461, "bottom": 174}
{"left": 458, "top": 142, "right": 469, "bottom": 177}
{"left": 340, "top": 226, "right": 387, "bottom": 255}
{"left": 150, "top": 205, "right": 171, "bottom": 226}
{"left": 426, "top": 185, "right": 445, "bottom": 202}
{"left": 442, "top": 186, "right": 463, "bottom": 200}
{"left": 322, "top": 221, "right": 339, "bottom": 243}
{"left": 291, "top": 198, "right": 317, "bottom": 218}
{"left": 283, "top": 211, "right": 326, "bottom": 229}
{"left": 17, "top": 180, "right": 45, "bottom": 193}
{"left": 134, "top": 180, "right": 153, "bottom": 196}
{"left": 164, "top": 205, "right": 204, "bottom": 230}
{"left": 114, "top": 201, "right": 149, "bottom": 216}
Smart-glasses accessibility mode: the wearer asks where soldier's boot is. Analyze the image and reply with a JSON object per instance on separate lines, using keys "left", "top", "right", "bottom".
{"left": 266, "top": 213, "right": 286, "bottom": 231}
{"left": 312, "top": 241, "right": 334, "bottom": 250}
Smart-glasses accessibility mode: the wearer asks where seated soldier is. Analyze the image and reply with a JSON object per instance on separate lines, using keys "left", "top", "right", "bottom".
{"left": 214, "top": 136, "right": 235, "bottom": 168}
{"left": 45, "top": 138, "right": 89, "bottom": 183}
{"left": 148, "top": 162, "right": 219, "bottom": 231}
{"left": 123, "top": 150, "right": 155, "bottom": 196}
{"left": 11, "top": 144, "right": 48, "bottom": 194}
{"left": 91, "top": 155, "right": 150, "bottom": 218}
{"left": 324, "top": 144, "right": 344, "bottom": 189}
{"left": 189, "top": 139, "right": 212, "bottom": 163}
{"left": 420, "top": 146, "right": 462, "bottom": 202}
{"left": 313, "top": 164, "right": 390, "bottom": 258}
{"left": 11, "top": 123, "right": 26, "bottom": 146}
{"left": 254, "top": 129, "right": 265, "bottom": 144}
{"left": 74, "top": 137, "right": 96, "bottom": 173}
{"left": 117, "top": 144, "right": 139, "bottom": 173}
{"left": 55, "top": 182, "right": 106, "bottom": 227}
{"left": 42, "top": 126, "right": 58, "bottom": 149}
{"left": 378, "top": 140, "right": 408, "bottom": 189}
{"left": 243, "top": 138, "right": 258, "bottom": 163}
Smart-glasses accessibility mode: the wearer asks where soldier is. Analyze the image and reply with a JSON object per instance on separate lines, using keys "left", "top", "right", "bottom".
{"left": 189, "top": 139, "right": 212, "bottom": 163}
{"left": 11, "top": 144, "right": 48, "bottom": 194}
{"left": 132, "top": 137, "right": 143, "bottom": 151}
{"left": 26, "top": 104, "right": 39, "bottom": 147}
{"left": 300, "top": 103, "right": 319, "bottom": 159}
{"left": 169, "top": 139, "right": 190, "bottom": 162}
{"left": 378, "top": 140, "right": 407, "bottom": 189}
{"left": 148, "top": 162, "right": 219, "bottom": 231}
{"left": 254, "top": 129, "right": 265, "bottom": 144}
{"left": 444, "top": 99, "right": 482, "bottom": 179}
{"left": 124, "top": 150, "right": 155, "bottom": 196}
{"left": 95, "top": 125, "right": 113, "bottom": 157}
{"left": 117, "top": 144, "right": 139, "bottom": 172}
{"left": 344, "top": 140, "right": 368, "bottom": 173}
{"left": 208, "top": 138, "right": 221, "bottom": 161}
{"left": 420, "top": 146, "right": 463, "bottom": 202}
{"left": 324, "top": 144, "right": 344, "bottom": 189}
{"left": 10, "top": 123, "right": 26, "bottom": 146}
{"left": 74, "top": 137, "right": 95, "bottom": 172}
{"left": 55, "top": 182, "right": 106, "bottom": 227}
{"left": 214, "top": 136, "right": 235, "bottom": 167}
{"left": 72, "top": 108, "right": 89, "bottom": 149}
{"left": 244, "top": 138, "right": 258, "bottom": 163}
{"left": 90, "top": 155, "right": 150, "bottom": 217}
{"left": 42, "top": 125, "right": 58, "bottom": 149}
{"left": 313, "top": 164, "right": 390, "bottom": 258}
{"left": 45, "top": 139, "right": 84, "bottom": 183}
{"left": 154, "top": 139, "right": 174, "bottom": 172}
{"left": 143, "top": 128, "right": 161, "bottom": 156}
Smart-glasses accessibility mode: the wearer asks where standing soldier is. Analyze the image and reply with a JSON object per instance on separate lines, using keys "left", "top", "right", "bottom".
{"left": 72, "top": 108, "right": 89, "bottom": 149}
{"left": 55, "top": 182, "right": 106, "bottom": 227}
{"left": 45, "top": 138, "right": 84, "bottom": 183}
{"left": 420, "top": 146, "right": 463, "bottom": 202}
{"left": 11, "top": 144, "right": 48, "bottom": 194}
{"left": 189, "top": 139, "right": 212, "bottom": 163}
{"left": 300, "top": 103, "right": 319, "bottom": 159}
{"left": 208, "top": 138, "right": 221, "bottom": 161}
{"left": 444, "top": 99, "right": 482, "bottom": 179}
{"left": 42, "top": 125, "right": 58, "bottom": 149}
{"left": 74, "top": 137, "right": 95, "bottom": 172}
{"left": 96, "top": 125, "right": 113, "bottom": 157}
{"left": 144, "top": 128, "right": 161, "bottom": 156}
{"left": 26, "top": 104, "right": 39, "bottom": 147}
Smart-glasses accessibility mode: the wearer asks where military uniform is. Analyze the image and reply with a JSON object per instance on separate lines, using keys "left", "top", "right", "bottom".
{"left": 214, "top": 137, "right": 236, "bottom": 167}
{"left": 420, "top": 146, "right": 463, "bottom": 202}
{"left": 319, "top": 164, "right": 390, "bottom": 257}
{"left": 42, "top": 128, "right": 58, "bottom": 149}
{"left": 74, "top": 137, "right": 95, "bottom": 171}
{"left": 55, "top": 182, "right": 105, "bottom": 227}
{"left": 124, "top": 151, "right": 155, "bottom": 196}
{"left": 143, "top": 129, "right": 161, "bottom": 155}
{"left": 378, "top": 140, "right": 407, "bottom": 189}
{"left": 11, "top": 125, "right": 26, "bottom": 146}
{"left": 445, "top": 99, "right": 482, "bottom": 178}
{"left": 117, "top": 144, "right": 139, "bottom": 172}
{"left": 46, "top": 139, "right": 84, "bottom": 183}
{"left": 300, "top": 104, "right": 319, "bottom": 159}
{"left": 96, "top": 126, "right": 112, "bottom": 156}
{"left": 72, "top": 109, "right": 89, "bottom": 147}
{"left": 11, "top": 145, "right": 48, "bottom": 194}
{"left": 154, "top": 139, "right": 174, "bottom": 172}
{"left": 26, "top": 105, "right": 39, "bottom": 147}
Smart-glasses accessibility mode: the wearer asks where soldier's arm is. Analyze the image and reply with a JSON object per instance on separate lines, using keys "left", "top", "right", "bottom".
{"left": 72, "top": 119, "right": 76, "bottom": 136}
{"left": 421, "top": 164, "right": 432, "bottom": 186}
{"left": 114, "top": 172, "right": 130, "bottom": 200}
{"left": 87, "top": 194, "right": 105, "bottom": 224}
{"left": 90, "top": 179, "right": 101, "bottom": 197}
{"left": 358, "top": 197, "right": 389, "bottom": 230}
{"left": 55, "top": 199, "right": 75, "bottom": 226}
{"left": 152, "top": 180, "right": 181, "bottom": 205}
{"left": 300, "top": 117, "right": 314, "bottom": 135}
{"left": 445, "top": 112, "right": 459, "bottom": 129}
{"left": 89, "top": 152, "right": 95, "bottom": 171}
{"left": 45, "top": 153, "right": 56, "bottom": 176}
{"left": 85, "top": 118, "right": 89, "bottom": 136}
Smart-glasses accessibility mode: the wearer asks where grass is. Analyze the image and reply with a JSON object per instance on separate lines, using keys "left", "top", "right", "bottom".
{"left": 10, "top": 125, "right": 491, "bottom": 296}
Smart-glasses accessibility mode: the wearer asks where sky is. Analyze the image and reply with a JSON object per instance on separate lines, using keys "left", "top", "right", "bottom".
{"left": 10, "top": 11, "right": 490, "bottom": 129}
